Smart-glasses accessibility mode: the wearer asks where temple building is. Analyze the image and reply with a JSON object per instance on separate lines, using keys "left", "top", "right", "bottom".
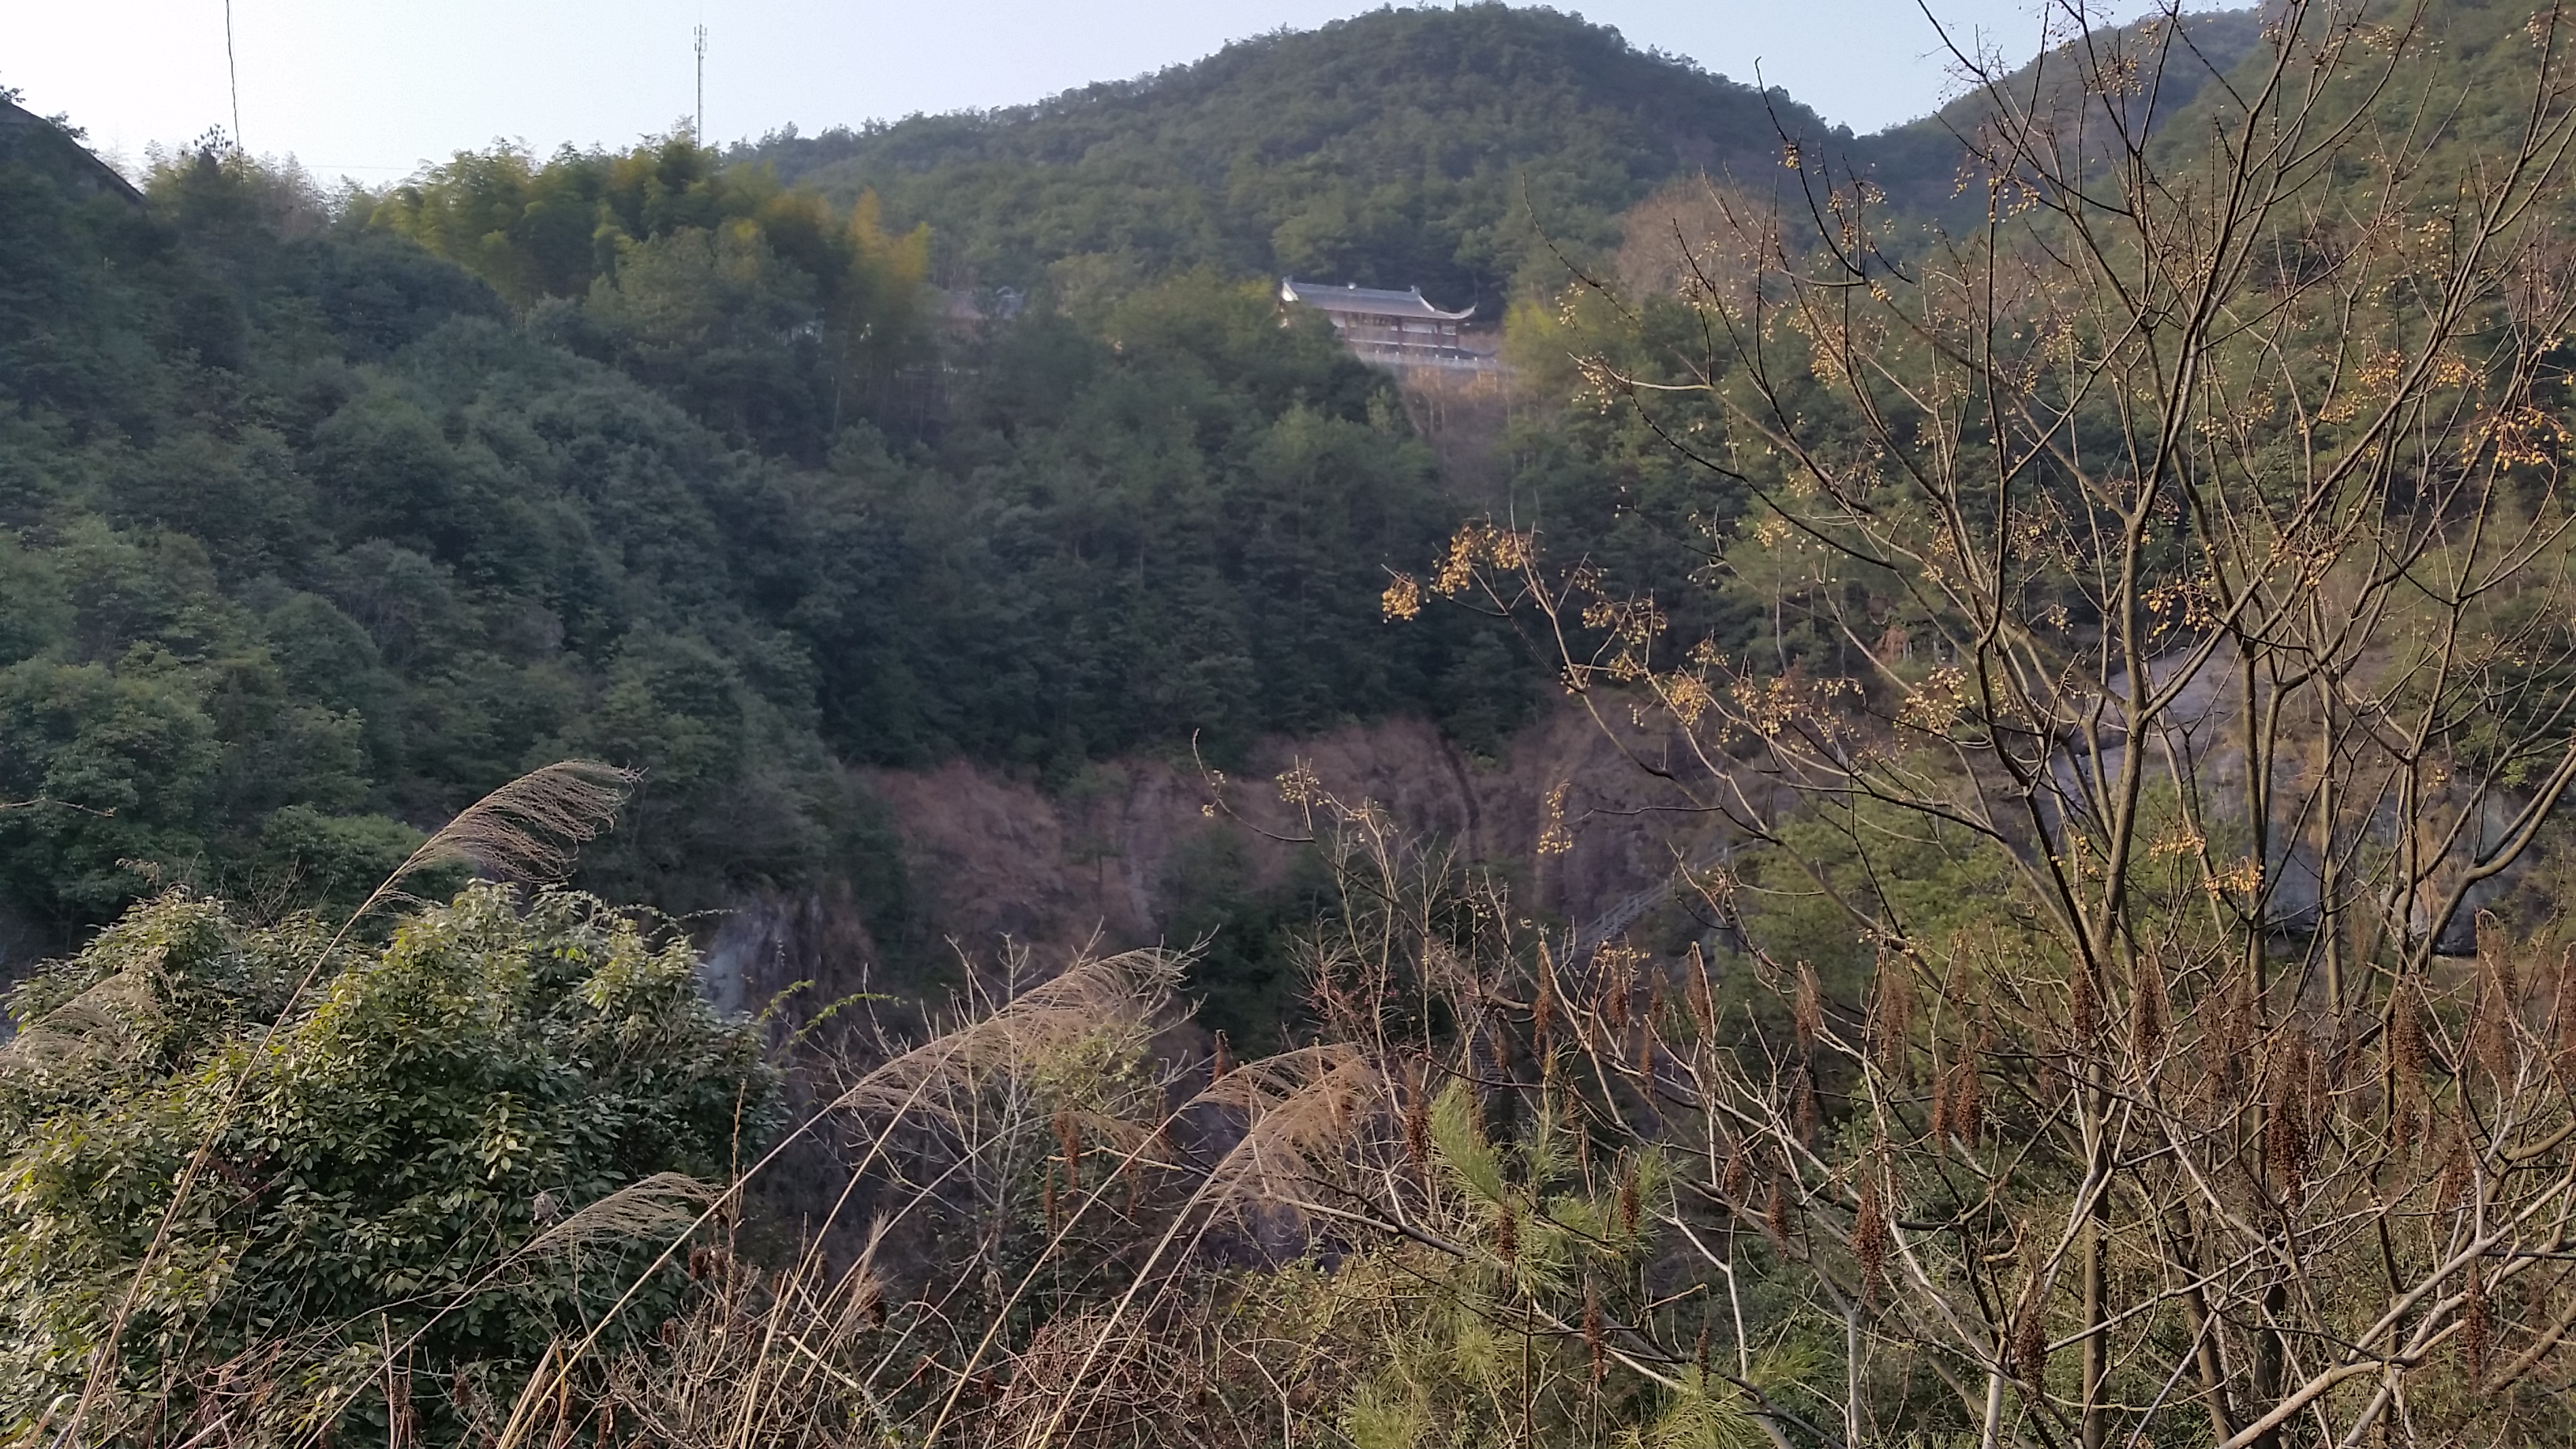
{"left": 1279, "top": 278, "right": 1493, "bottom": 370}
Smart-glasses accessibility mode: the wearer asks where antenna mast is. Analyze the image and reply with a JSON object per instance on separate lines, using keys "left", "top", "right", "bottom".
{"left": 693, "top": 24, "right": 708, "bottom": 145}
{"left": 225, "top": 0, "right": 244, "bottom": 159}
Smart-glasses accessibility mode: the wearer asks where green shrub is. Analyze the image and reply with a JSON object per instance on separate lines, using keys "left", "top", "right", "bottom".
{"left": 0, "top": 883, "right": 778, "bottom": 1443}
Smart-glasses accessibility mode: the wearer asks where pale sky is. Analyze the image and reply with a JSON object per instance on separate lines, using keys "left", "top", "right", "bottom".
{"left": 4, "top": 1, "right": 2196, "bottom": 184}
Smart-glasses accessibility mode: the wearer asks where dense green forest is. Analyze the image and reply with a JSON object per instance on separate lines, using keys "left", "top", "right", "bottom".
{"left": 0, "top": 114, "right": 1533, "bottom": 957}
{"left": 0, "top": 1, "right": 2279, "bottom": 957}
{"left": 731, "top": 5, "right": 1840, "bottom": 307}
{"left": 727, "top": 2, "right": 2267, "bottom": 300}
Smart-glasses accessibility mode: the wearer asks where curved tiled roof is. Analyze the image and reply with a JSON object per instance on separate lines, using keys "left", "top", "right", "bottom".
{"left": 1279, "top": 277, "right": 1474, "bottom": 321}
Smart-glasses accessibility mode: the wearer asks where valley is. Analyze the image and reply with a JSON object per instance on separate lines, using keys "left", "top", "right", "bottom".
{"left": 5, "top": 3, "right": 2575, "bottom": 1443}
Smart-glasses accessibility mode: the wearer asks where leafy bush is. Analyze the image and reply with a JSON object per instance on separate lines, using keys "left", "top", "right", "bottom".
{"left": 0, "top": 883, "right": 777, "bottom": 1443}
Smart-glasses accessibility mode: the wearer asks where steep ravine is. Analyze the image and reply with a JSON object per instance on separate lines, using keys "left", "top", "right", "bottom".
{"left": 699, "top": 701, "right": 1732, "bottom": 1017}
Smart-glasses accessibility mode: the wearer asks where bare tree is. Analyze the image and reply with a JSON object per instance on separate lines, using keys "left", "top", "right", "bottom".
{"left": 1411, "top": 1, "right": 2576, "bottom": 1443}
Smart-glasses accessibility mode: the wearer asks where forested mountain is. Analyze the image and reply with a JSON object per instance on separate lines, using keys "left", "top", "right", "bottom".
{"left": 0, "top": 133, "right": 1526, "bottom": 958}
{"left": 13, "top": 2, "right": 2576, "bottom": 1445}
{"left": 724, "top": 2, "right": 2295, "bottom": 313}
{"left": 0, "top": 2, "right": 2302, "bottom": 961}
{"left": 3, "top": 2, "right": 1945, "bottom": 962}
{"left": 1862, "top": 6, "right": 2267, "bottom": 219}
{"left": 732, "top": 4, "right": 1841, "bottom": 306}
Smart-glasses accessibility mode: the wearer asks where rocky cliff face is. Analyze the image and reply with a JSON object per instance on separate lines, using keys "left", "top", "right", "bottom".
{"left": 702, "top": 702, "right": 1731, "bottom": 1013}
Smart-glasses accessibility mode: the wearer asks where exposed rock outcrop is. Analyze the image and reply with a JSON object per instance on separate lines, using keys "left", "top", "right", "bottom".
{"left": 709, "top": 702, "right": 1735, "bottom": 1012}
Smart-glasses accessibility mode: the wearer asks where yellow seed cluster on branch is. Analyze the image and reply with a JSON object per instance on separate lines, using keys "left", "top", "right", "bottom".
{"left": 1380, "top": 573, "right": 1422, "bottom": 621}
{"left": 1537, "top": 783, "right": 1574, "bottom": 856}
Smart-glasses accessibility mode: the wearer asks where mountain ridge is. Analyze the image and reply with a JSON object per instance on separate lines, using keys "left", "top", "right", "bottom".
{"left": 731, "top": 4, "right": 1844, "bottom": 305}
{"left": 729, "top": 2, "right": 2271, "bottom": 304}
